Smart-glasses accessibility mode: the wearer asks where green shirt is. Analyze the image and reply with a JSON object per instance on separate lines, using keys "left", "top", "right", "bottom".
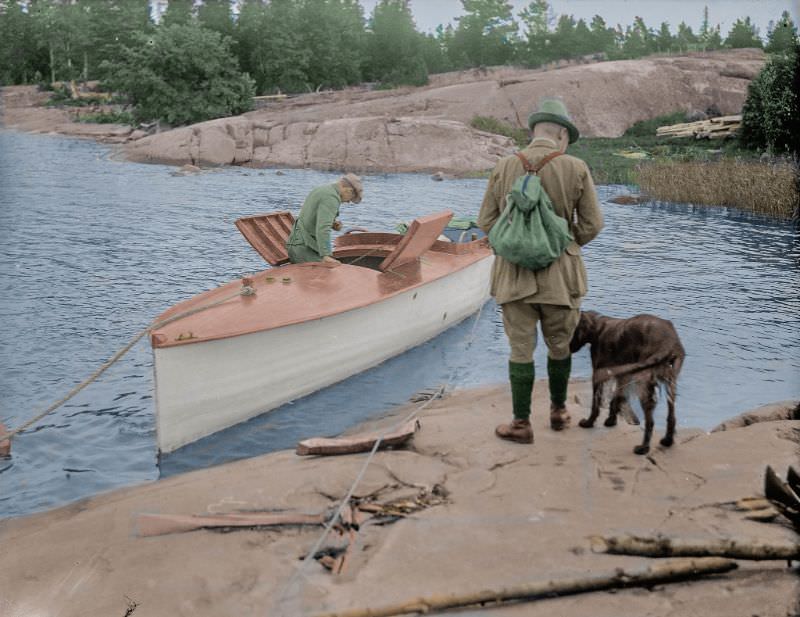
{"left": 287, "top": 183, "right": 341, "bottom": 258}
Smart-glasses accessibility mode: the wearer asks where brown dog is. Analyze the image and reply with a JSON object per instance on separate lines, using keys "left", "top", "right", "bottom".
{"left": 569, "top": 311, "right": 686, "bottom": 455}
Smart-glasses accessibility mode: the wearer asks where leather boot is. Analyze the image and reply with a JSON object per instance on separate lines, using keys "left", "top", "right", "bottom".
{"left": 550, "top": 403, "right": 571, "bottom": 431}
{"left": 495, "top": 418, "right": 534, "bottom": 444}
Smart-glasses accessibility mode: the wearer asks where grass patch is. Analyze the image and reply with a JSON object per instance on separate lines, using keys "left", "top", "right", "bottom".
{"left": 470, "top": 115, "right": 529, "bottom": 148}
{"left": 638, "top": 159, "right": 798, "bottom": 219}
{"left": 78, "top": 110, "right": 134, "bottom": 124}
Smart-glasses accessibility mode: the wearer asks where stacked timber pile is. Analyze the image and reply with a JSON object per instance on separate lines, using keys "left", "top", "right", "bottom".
{"left": 657, "top": 114, "right": 742, "bottom": 139}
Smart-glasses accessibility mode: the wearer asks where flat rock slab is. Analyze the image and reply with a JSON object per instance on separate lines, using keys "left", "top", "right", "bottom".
{"left": 1, "top": 380, "right": 798, "bottom": 617}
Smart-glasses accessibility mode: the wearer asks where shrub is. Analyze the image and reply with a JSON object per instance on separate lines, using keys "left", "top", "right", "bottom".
{"left": 470, "top": 115, "right": 529, "bottom": 148}
{"left": 101, "top": 23, "right": 255, "bottom": 126}
{"left": 740, "top": 45, "right": 799, "bottom": 155}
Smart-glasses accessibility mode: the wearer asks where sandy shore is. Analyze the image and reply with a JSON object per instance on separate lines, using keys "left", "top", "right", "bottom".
{"left": 1, "top": 380, "right": 797, "bottom": 617}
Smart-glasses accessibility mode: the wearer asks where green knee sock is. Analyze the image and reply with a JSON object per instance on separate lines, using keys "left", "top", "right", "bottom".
{"left": 509, "top": 361, "right": 534, "bottom": 420}
{"left": 548, "top": 356, "right": 571, "bottom": 407}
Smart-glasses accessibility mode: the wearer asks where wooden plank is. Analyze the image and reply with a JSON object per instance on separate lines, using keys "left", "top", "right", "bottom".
{"left": 137, "top": 511, "right": 326, "bottom": 537}
{"left": 296, "top": 419, "right": 421, "bottom": 456}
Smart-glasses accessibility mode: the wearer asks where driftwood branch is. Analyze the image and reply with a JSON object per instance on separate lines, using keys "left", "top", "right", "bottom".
{"left": 137, "top": 511, "right": 326, "bottom": 537}
{"left": 311, "top": 558, "right": 737, "bottom": 617}
{"left": 592, "top": 534, "right": 800, "bottom": 561}
{"left": 296, "top": 419, "right": 420, "bottom": 456}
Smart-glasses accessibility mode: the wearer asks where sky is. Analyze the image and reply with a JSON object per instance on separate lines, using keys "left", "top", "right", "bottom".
{"left": 358, "top": 0, "right": 799, "bottom": 39}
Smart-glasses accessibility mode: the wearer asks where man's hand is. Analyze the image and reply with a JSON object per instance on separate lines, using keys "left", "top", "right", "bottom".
{"left": 332, "top": 219, "right": 342, "bottom": 231}
{"left": 322, "top": 255, "right": 341, "bottom": 265}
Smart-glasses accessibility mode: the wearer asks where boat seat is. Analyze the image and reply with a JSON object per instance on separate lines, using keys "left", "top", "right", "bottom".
{"left": 235, "top": 211, "right": 295, "bottom": 266}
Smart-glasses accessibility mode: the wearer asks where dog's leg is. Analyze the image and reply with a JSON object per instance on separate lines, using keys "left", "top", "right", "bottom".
{"left": 660, "top": 370, "right": 678, "bottom": 448}
{"left": 580, "top": 379, "right": 603, "bottom": 428}
{"left": 634, "top": 379, "right": 657, "bottom": 455}
{"left": 606, "top": 375, "right": 631, "bottom": 427}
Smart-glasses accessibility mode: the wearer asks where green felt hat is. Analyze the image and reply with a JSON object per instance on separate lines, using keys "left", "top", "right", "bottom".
{"left": 527, "top": 98, "right": 580, "bottom": 144}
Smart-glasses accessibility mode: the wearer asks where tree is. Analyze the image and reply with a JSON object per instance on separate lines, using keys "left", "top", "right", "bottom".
{"left": 654, "top": 22, "right": 673, "bottom": 53}
{"left": 588, "top": 14, "right": 615, "bottom": 55}
{"left": 698, "top": 6, "right": 722, "bottom": 50}
{"left": 161, "top": 0, "right": 193, "bottom": 26}
{"left": 0, "top": 1, "right": 40, "bottom": 84}
{"left": 83, "top": 0, "right": 152, "bottom": 81}
{"left": 674, "top": 21, "right": 697, "bottom": 52}
{"left": 296, "top": 0, "right": 365, "bottom": 90}
{"left": 364, "top": 0, "right": 428, "bottom": 86}
{"left": 740, "top": 46, "right": 799, "bottom": 155}
{"left": 101, "top": 23, "right": 255, "bottom": 125}
{"left": 621, "top": 16, "right": 651, "bottom": 58}
{"left": 450, "top": 0, "right": 517, "bottom": 68}
{"left": 197, "top": 0, "right": 233, "bottom": 39}
{"left": 724, "top": 17, "right": 762, "bottom": 48}
{"left": 765, "top": 10, "right": 798, "bottom": 54}
{"left": 517, "top": 0, "right": 552, "bottom": 65}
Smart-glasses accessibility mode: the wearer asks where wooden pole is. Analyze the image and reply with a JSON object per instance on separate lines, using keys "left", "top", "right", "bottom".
{"left": 592, "top": 534, "right": 800, "bottom": 561}
{"left": 311, "top": 558, "right": 737, "bottom": 617}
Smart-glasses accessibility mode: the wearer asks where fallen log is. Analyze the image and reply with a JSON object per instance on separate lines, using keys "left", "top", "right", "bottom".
{"left": 137, "top": 511, "right": 326, "bottom": 537}
{"left": 311, "top": 558, "right": 736, "bottom": 617}
{"left": 591, "top": 534, "right": 800, "bottom": 560}
{"left": 765, "top": 465, "right": 800, "bottom": 530}
{"left": 296, "top": 419, "right": 420, "bottom": 456}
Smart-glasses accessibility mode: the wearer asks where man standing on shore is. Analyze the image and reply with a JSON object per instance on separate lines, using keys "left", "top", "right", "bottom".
{"left": 286, "top": 173, "right": 364, "bottom": 264}
{"left": 477, "top": 99, "right": 603, "bottom": 444}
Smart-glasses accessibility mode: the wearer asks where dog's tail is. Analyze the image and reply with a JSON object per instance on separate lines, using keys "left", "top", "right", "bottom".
{"left": 593, "top": 348, "right": 683, "bottom": 385}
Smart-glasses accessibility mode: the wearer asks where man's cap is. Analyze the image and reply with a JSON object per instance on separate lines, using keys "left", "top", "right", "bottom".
{"left": 527, "top": 98, "right": 580, "bottom": 144}
{"left": 340, "top": 173, "right": 363, "bottom": 203}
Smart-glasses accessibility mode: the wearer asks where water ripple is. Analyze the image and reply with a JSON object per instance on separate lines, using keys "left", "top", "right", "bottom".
{"left": 1, "top": 130, "right": 798, "bottom": 518}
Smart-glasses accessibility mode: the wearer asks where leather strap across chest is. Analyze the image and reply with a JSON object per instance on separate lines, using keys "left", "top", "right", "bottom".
{"left": 515, "top": 151, "right": 562, "bottom": 174}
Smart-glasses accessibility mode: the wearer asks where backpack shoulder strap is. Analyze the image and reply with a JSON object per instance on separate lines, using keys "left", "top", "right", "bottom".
{"left": 514, "top": 151, "right": 563, "bottom": 175}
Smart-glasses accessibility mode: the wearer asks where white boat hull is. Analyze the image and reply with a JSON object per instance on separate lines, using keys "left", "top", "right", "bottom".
{"left": 154, "top": 256, "right": 493, "bottom": 453}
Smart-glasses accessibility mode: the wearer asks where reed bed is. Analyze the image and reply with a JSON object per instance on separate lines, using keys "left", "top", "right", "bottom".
{"left": 637, "top": 159, "right": 799, "bottom": 219}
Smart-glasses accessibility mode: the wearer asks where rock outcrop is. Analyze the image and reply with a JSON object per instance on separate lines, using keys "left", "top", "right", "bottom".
{"left": 123, "top": 49, "right": 764, "bottom": 174}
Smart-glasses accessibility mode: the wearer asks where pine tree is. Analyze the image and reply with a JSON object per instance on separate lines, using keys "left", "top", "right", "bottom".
{"left": 765, "top": 10, "right": 798, "bottom": 54}
{"left": 724, "top": 17, "right": 762, "bottom": 48}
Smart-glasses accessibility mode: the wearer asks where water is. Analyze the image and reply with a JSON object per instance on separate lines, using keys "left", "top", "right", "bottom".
{"left": 1, "top": 130, "right": 798, "bottom": 519}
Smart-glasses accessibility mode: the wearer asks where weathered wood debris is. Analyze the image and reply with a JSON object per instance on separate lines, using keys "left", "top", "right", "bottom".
{"left": 656, "top": 115, "right": 742, "bottom": 139}
{"left": 295, "top": 419, "right": 420, "bottom": 456}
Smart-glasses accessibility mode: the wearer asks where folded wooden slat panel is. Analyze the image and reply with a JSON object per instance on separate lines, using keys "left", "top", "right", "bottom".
{"left": 235, "top": 211, "right": 295, "bottom": 266}
{"left": 379, "top": 210, "right": 453, "bottom": 272}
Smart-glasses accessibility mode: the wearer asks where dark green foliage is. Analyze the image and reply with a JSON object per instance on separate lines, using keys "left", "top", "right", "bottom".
{"left": 740, "top": 46, "right": 799, "bottom": 155}
{"left": 624, "top": 112, "right": 688, "bottom": 137}
{"left": 470, "top": 116, "right": 529, "bottom": 147}
{"left": 101, "top": 24, "right": 255, "bottom": 125}
{"left": 161, "top": 0, "right": 193, "bottom": 26}
{"left": 765, "top": 11, "right": 799, "bottom": 54}
{"left": 77, "top": 110, "right": 134, "bottom": 124}
{"left": 449, "top": 0, "right": 517, "bottom": 68}
{"left": 724, "top": 17, "right": 762, "bottom": 48}
{"left": 364, "top": 0, "right": 429, "bottom": 87}
{"left": 197, "top": 0, "right": 234, "bottom": 39}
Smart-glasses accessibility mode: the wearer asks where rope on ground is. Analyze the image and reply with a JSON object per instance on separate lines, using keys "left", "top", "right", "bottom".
{"left": 274, "top": 302, "right": 487, "bottom": 616}
{"left": 4, "top": 287, "right": 249, "bottom": 442}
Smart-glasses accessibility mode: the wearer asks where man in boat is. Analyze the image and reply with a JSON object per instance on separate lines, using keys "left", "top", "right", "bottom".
{"left": 477, "top": 98, "right": 604, "bottom": 444}
{"left": 286, "top": 173, "right": 364, "bottom": 264}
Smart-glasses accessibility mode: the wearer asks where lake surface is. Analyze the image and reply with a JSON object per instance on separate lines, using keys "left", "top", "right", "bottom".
{"left": 1, "top": 130, "right": 798, "bottom": 519}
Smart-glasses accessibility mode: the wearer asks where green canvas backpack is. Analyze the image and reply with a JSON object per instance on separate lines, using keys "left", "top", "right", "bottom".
{"left": 488, "top": 151, "right": 573, "bottom": 271}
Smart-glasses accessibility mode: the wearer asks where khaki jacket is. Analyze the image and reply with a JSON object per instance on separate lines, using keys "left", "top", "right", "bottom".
{"left": 477, "top": 139, "right": 604, "bottom": 307}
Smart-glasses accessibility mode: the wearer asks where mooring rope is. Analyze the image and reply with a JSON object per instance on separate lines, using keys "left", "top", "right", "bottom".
{"left": 3, "top": 287, "right": 251, "bottom": 442}
{"left": 274, "top": 301, "right": 487, "bottom": 616}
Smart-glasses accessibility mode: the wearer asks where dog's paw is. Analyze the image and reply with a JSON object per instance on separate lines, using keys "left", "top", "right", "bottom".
{"left": 659, "top": 435, "right": 674, "bottom": 448}
{"left": 578, "top": 418, "right": 595, "bottom": 429}
{"left": 603, "top": 416, "right": 618, "bottom": 427}
{"left": 633, "top": 444, "right": 650, "bottom": 455}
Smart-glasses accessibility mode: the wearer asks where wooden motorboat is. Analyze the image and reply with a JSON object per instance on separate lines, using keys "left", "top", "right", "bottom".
{"left": 150, "top": 210, "right": 493, "bottom": 453}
